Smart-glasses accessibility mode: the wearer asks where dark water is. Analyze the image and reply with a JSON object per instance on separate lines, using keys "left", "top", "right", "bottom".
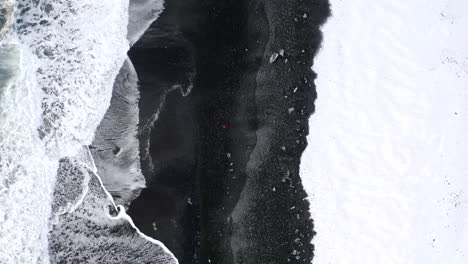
{"left": 128, "top": 0, "right": 330, "bottom": 263}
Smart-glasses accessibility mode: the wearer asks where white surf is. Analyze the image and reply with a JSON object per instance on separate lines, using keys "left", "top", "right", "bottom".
{"left": 1, "top": 0, "right": 129, "bottom": 262}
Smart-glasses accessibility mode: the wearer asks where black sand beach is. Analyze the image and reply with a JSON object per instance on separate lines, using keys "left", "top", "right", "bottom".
{"left": 127, "top": 0, "right": 330, "bottom": 263}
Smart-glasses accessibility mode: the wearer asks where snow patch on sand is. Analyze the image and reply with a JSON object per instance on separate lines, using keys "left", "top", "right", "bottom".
{"left": 301, "top": 0, "right": 468, "bottom": 263}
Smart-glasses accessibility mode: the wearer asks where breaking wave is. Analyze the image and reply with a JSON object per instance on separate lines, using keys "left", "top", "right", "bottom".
{"left": 90, "top": 0, "right": 165, "bottom": 208}
{"left": 0, "top": 0, "right": 174, "bottom": 263}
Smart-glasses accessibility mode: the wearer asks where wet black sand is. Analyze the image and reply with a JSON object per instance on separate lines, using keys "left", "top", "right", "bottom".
{"left": 127, "top": 0, "right": 330, "bottom": 263}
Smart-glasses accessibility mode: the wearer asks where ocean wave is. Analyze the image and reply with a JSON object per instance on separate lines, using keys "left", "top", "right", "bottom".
{"left": 50, "top": 147, "right": 93, "bottom": 220}
{"left": 128, "top": 0, "right": 165, "bottom": 46}
{"left": 0, "top": 0, "right": 177, "bottom": 262}
{"left": 0, "top": 0, "right": 129, "bottom": 262}
{"left": 90, "top": 0, "right": 165, "bottom": 207}
{"left": 49, "top": 147, "right": 177, "bottom": 263}
{"left": 0, "top": 0, "right": 14, "bottom": 39}
{"left": 90, "top": 58, "right": 146, "bottom": 208}
{"left": 0, "top": 34, "right": 56, "bottom": 263}
{"left": 14, "top": 0, "right": 130, "bottom": 158}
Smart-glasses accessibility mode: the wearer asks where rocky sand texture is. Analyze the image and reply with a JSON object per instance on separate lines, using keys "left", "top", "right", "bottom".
{"left": 128, "top": 0, "right": 330, "bottom": 263}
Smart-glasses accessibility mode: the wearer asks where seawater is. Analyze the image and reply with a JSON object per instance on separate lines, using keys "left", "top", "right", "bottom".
{"left": 0, "top": 0, "right": 129, "bottom": 262}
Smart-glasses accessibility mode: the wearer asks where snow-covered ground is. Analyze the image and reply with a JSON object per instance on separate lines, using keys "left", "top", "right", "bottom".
{"left": 301, "top": 0, "right": 468, "bottom": 263}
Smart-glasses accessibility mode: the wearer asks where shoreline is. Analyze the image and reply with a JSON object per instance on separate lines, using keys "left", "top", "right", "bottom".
{"left": 128, "top": 0, "right": 330, "bottom": 263}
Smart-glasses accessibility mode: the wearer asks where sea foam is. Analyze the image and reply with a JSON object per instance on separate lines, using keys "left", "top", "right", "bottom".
{"left": 1, "top": 0, "right": 175, "bottom": 262}
{"left": 49, "top": 147, "right": 177, "bottom": 263}
{"left": 1, "top": 0, "right": 129, "bottom": 262}
{"left": 90, "top": 0, "right": 164, "bottom": 207}
{"left": 44, "top": 0, "right": 177, "bottom": 262}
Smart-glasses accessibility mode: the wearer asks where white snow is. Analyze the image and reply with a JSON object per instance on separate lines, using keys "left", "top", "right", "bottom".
{"left": 300, "top": 0, "right": 468, "bottom": 263}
